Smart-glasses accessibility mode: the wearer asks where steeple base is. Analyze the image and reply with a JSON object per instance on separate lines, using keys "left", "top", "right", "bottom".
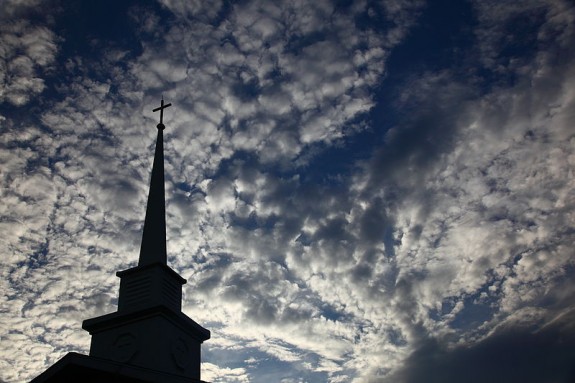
{"left": 83, "top": 305, "right": 210, "bottom": 380}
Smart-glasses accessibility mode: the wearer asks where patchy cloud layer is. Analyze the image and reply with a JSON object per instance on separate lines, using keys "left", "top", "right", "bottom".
{"left": 1, "top": 1, "right": 574, "bottom": 382}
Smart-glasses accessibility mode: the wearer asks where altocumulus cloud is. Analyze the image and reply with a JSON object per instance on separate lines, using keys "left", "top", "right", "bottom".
{"left": 1, "top": 0, "right": 574, "bottom": 382}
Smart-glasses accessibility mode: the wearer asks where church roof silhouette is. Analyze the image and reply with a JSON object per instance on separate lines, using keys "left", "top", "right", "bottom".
{"left": 30, "top": 100, "right": 211, "bottom": 383}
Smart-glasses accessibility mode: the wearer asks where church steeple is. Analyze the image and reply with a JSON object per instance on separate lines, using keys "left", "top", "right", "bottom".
{"left": 79, "top": 99, "right": 210, "bottom": 382}
{"left": 138, "top": 98, "right": 170, "bottom": 266}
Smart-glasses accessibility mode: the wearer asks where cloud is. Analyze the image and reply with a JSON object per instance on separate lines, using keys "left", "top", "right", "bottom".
{"left": 1, "top": 1, "right": 575, "bottom": 382}
{"left": 333, "top": 1, "right": 575, "bottom": 379}
{"left": 132, "top": 0, "right": 424, "bottom": 170}
{"left": 0, "top": 17, "right": 59, "bottom": 106}
{"left": 202, "top": 362, "right": 250, "bottom": 383}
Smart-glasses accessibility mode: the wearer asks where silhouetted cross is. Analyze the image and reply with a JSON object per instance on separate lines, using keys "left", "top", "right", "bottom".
{"left": 153, "top": 98, "right": 172, "bottom": 125}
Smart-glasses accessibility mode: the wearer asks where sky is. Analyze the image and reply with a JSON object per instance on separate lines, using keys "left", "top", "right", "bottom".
{"left": 1, "top": 0, "right": 574, "bottom": 382}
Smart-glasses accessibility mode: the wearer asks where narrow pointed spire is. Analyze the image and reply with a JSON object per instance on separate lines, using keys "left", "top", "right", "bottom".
{"left": 139, "top": 99, "right": 172, "bottom": 266}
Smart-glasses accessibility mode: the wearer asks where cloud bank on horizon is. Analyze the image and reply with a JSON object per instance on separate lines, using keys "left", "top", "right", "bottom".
{"left": 1, "top": 0, "right": 574, "bottom": 382}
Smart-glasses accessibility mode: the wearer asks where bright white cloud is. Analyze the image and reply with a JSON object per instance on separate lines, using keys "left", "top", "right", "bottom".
{"left": 0, "top": 18, "right": 58, "bottom": 106}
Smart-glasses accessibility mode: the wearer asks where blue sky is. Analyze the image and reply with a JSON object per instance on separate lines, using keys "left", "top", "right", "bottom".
{"left": 1, "top": 1, "right": 575, "bottom": 382}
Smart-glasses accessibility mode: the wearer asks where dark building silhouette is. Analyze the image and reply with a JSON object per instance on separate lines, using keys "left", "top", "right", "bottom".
{"left": 30, "top": 100, "right": 211, "bottom": 383}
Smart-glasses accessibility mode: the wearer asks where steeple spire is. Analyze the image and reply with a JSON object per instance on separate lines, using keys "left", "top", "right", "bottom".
{"left": 138, "top": 98, "right": 171, "bottom": 266}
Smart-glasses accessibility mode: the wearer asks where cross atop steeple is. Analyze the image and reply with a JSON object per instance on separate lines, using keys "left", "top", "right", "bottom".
{"left": 152, "top": 97, "right": 172, "bottom": 128}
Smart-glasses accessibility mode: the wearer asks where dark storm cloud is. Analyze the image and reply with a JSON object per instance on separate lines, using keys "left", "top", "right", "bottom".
{"left": 385, "top": 314, "right": 575, "bottom": 383}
